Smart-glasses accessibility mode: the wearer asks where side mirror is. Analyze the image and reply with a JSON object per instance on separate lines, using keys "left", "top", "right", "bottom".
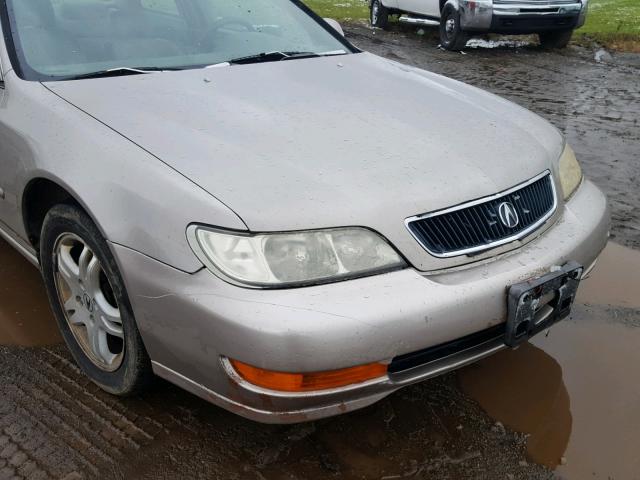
{"left": 323, "top": 18, "right": 344, "bottom": 37}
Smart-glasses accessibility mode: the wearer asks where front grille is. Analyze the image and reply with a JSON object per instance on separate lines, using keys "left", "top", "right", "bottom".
{"left": 406, "top": 172, "right": 557, "bottom": 257}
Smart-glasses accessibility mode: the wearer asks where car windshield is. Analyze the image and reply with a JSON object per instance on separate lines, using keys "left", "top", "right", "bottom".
{"left": 1, "top": 0, "right": 352, "bottom": 80}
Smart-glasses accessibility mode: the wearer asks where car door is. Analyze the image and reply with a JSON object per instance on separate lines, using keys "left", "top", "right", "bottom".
{"left": 0, "top": 44, "right": 13, "bottom": 230}
{"left": 396, "top": 0, "right": 441, "bottom": 18}
{"left": 0, "top": 37, "right": 28, "bottom": 239}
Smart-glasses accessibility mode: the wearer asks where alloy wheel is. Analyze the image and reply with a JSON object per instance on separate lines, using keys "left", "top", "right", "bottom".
{"left": 54, "top": 233, "right": 124, "bottom": 371}
{"left": 445, "top": 17, "right": 456, "bottom": 38}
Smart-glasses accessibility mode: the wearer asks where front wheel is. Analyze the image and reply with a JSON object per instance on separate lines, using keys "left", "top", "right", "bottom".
{"left": 539, "top": 29, "right": 574, "bottom": 49}
{"left": 370, "top": 0, "right": 389, "bottom": 29}
{"left": 439, "top": 4, "right": 468, "bottom": 51}
{"left": 40, "top": 204, "right": 153, "bottom": 396}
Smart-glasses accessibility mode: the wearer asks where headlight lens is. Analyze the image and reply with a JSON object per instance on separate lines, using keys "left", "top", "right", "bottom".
{"left": 188, "top": 226, "right": 406, "bottom": 287}
{"left": 558, "top": 143, "right": 583, "bottom": 199}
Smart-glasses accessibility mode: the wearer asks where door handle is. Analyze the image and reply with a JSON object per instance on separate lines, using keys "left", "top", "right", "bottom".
{"left": 0, "top": 187, "right": 4, "bottom": 199}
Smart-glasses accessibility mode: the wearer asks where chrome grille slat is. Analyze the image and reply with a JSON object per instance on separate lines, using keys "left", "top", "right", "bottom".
{"left": 406, "top": 172, "right": 557, "bottom": 258}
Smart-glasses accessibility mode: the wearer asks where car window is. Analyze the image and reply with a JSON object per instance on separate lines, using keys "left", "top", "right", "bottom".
{"left": 2, "top": 0, "right": 352, "bottom": 81}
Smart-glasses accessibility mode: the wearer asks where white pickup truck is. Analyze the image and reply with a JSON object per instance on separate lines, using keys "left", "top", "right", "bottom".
{"left": 370, "top": 0, "right": 589, "bottom": 50}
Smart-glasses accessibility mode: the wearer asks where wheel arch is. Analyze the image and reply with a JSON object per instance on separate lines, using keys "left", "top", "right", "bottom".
{"left": 441, "top": 0, "right": 460, "bottom": 12}
{"left": 21, "top": 175, "right": 106, "bottom": 255}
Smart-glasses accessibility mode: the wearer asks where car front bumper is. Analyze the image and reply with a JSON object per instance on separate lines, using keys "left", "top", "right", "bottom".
{"left": 112, "top": 179, "right": 609, "bottom": 423}
{"left": 458, "top": 0, "right": 587, "bottom": 32}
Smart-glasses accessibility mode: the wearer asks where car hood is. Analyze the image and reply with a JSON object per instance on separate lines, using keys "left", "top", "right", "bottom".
{"left": 46, "top": 52, "right": 564, "bottom": 270}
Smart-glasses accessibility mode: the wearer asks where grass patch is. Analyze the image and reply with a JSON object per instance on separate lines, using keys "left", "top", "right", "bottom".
{"left": 575, "top": 0, "right": 640, "bottom": 51}
{"left": 303, "top": 0, "right": 368, "bottom": 22}
{"left": 580, "top": 0, "right": 639, "bottom": 36}
{"left": 303, "top": 0, "right": 640, "bottom": 51}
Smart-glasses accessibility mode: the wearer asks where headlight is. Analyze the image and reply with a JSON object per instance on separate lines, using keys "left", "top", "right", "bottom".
{"left": 188, "top": 226, "right": 406, "bottom": 287}
{"left": 558, "top": 143, "right": 583, "bottom": 199}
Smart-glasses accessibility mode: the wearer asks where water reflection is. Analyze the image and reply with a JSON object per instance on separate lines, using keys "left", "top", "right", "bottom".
{"left": 460, "top": 242, "right": 640, "bottom": 478}
{"left": 459, "top": 342, "right": 571, "bottom": 468}
{"left": 533, "top": 308, "right": 640, "bottom": 479}
{"left": 576, "top": 241, "right": 640, "bottom": 308}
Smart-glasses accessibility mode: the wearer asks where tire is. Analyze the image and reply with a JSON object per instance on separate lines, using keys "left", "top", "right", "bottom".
{"left": 40, "top": 204, "right": 153, "bottom": 396}
{"left": 370, "top": 0, "right": 389, "bottom": 29}
{"left": 439, "top": 4, "right": 468, "bottom": 51}
{"left": 539, "top": 29, "right": 573, "bottom": 49}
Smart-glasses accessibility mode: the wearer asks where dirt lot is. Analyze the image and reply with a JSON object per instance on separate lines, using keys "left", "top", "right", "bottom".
{"left": 1, "top": 26, "right": 639, "bottom": 480}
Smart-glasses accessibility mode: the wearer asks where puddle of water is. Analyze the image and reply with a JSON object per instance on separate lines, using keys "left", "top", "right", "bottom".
{"left": 458, "top": 343, "right": 571, "bottom": 468}
{"left": 533, "top": 311, "right": 640, "bottom": 479}
{"left": 577, "top": 241, "right": 640, "bottom": 308}
{"left": 459, "top": 242, "right": 640, "bottom": 479}
{"left": 0, "top": 238, "right": 61, "bottom": 346}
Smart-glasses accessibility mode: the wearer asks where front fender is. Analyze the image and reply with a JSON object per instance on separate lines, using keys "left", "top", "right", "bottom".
{"left": 9, "top": 75, "right": 247, "bottom": 273}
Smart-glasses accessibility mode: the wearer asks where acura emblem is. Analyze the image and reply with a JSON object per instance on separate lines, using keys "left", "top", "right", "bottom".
{"left": 498, "top": 202, "right": 519, "bottom": 228}
{"left": 82, "top": 293, "right": 95, "bottom": 313}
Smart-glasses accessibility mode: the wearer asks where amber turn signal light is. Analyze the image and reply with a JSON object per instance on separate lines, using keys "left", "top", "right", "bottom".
{"left": 229, "top": 359, "right": 388, "bottom": 392}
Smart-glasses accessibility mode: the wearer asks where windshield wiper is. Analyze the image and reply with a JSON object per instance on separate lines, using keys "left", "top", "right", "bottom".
{"left": 64, "top": 66, "right": 178, "bottom": 81}
{"left": 205, "top": 50, "right": 347, "bottom": 68}
{"left": 227, "top": 51, "right": 325, "bottom": 65}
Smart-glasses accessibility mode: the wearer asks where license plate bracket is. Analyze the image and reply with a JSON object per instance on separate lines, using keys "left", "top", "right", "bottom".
{"left": 506, "top": 261, "right": 583, "bottom": 347}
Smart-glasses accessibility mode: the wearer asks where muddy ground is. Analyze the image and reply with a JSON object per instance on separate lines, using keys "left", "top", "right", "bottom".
{"left": 1, "top": 25, "right": 639, "bottom": 480}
